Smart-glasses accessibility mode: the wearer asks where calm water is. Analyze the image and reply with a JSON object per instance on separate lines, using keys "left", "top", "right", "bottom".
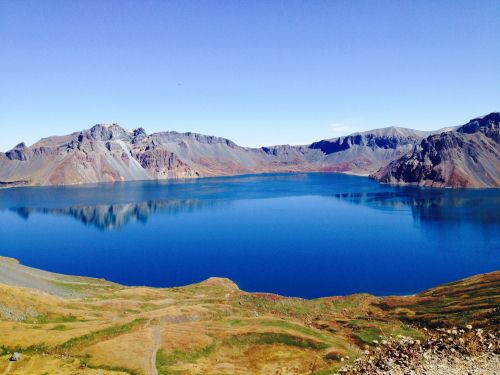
{"left": 0, "top": 173, "right": 498, "bottom": 298}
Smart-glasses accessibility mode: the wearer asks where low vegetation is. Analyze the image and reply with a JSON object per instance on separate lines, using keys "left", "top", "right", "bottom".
{"left": 156, "top": 345, "right": 215, "bottom": 374}
{"left": 0, "top": 258, "right": 497, "bottom": 375}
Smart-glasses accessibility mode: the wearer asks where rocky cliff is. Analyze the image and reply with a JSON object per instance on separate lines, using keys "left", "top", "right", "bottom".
{"left": 0, "top": 123, "right": 431, "bottom": 187}
{"left": 371, "top": 113, "right": 500, "bottom": 188}
{"left": 2, "top": 114, "right": 497, "bottom": 188}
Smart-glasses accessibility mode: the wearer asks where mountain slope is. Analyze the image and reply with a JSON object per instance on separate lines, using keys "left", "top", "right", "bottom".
{"left": 0, "top": 257, "right": 498, "bottom": 374}
{"left": 303, "top": 127, "right": 432, "bottom": 174}
{"left": 0, "top": 124, "right": 429, "bottom": 186}
{"left": 371, "top": 113, "right": 500, "bottom": 188}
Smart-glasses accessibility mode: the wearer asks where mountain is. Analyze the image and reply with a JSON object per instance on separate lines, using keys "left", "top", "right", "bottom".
{"left": 0, "top": 123, "right": 430, "bottom": 187}
{"left": 302, "top": 127, "right": 433, "bottom": 174}
{"left": 371, "top": 113, "right": 500, "bottom": 188}
{"left": 1, "top": 114, "right": 497, "bottom": 188}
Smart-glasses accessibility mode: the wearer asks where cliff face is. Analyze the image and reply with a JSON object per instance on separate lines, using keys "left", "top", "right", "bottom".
{"left": 2, "top": 114, "right": 497, "bottom": 188}
{"left": 0, "top": 123, "right": 429, "bottom": 187}
{"left": 303, "top": 127, "right": 431, "bottom": 174}
{"left": 0, "top": 124, "right": 153, "bottom": 186}
{"left": 371, "top": 113, "right": 500, "bottom": 188}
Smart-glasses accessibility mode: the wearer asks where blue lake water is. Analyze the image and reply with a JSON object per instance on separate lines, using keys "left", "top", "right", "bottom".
{"left": 0, "top": 173, "right": 498, "bottom": 298}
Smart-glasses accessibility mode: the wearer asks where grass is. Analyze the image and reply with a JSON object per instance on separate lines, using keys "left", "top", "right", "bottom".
{"left": 139, "top": 303, "right": 157, "bottom": 311}
{"left": 25, "top": 314, "right": 79, "bottom": 324}
{"left": 379, "top": 271, "right": 500, "bottom": 329}
{"left": 85, "top": 363, "right": 140, "bottom": 375}
{"left": 50, "top": 324, "right": 69, "bottom": 331}
{"left": 156, "top": 345, "right": 215, "bottom": 375}
{"left": 49, "top": 280, "right": 90, "bottom": 293}
{"left": 225, "top": 319, "right": 247, "bottom": 326}
{"left": 352, "top": 327, "right": 385, "bottom": 344}
{"left": 258, "top": 319, "right": 331, "bottom": 342}
{"left": 55, "top": 319, "right": 146, "bottom": 352}
{"left": 0, "top": 343, "right": 50, "bottom": 355}
{"left": 0, "top": 259, "right": 497, "bottom": 375}
{"left": 226, "top": 332, "right": 330, "bottom": 350}
{"left": 349, "top": 319, "right": 425, "bottom": 345}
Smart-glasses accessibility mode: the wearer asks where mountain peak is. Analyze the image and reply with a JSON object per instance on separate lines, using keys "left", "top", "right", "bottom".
{"left": 132, "top": 127, "right": 147, "bottom": 137}
{"left": 471, "top": 112, "right": 500, "bottom": 122}
{"left": 90, "top": 123, "right": 125, "bottom": 131}
{"left": 458, "top": 112, "right": 500, "bottom": 134}
{"left": 87, "top": 123, "right": 129, "bottom": 141}
{"left": 13, "top": 142, "right": 27, "bottom": 149}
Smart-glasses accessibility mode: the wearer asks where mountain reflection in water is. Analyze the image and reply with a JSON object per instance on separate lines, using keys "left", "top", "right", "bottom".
{"left": 334, "top": 190, "right": 500, "bottom": 226}
{"left": 2, "top": 175, "right": 498, "bottom": 231}
{"left": 9, "top": 199, "right": 222, "bottom": 230}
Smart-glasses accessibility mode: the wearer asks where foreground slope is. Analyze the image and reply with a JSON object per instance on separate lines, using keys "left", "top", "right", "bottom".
{"left": 0, "top": 257, "right": 498, "bottom": 375}
{"left": 0, "top": 123, "right": 431, "bottom": 187}
{"left": 372, "top": 113, "right": 500, "bottom": 188}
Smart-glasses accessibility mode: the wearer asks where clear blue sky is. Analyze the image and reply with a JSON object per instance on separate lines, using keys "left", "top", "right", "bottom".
{"left": 1, "top": 0, "right": 499, "bottom": 151}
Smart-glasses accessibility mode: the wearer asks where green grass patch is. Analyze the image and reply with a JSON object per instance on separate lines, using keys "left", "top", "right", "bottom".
{"left": 350, "top": 320, "right": 425, "bottom": 345}
{"left": 226, "top": 332, "right": 329, "bottom": 350}
{"left": 0, "top": 345, "right": 9, "bottom": 356}
{"left": 25, "top": 314, "right": 79, "bottom": 324}
{"left": 397, "top": 324, "right": 426, "bottom": 340}
{"left": 86, "top": 364, "right": 139, "bottom": 375}
{"left": 84, "top": 360, "right": 140, "bottom": 375}
{"left": 139, "top": 303, "right": 157, "bottom": 311}
{"left": 156, "top": 344, "right": 215, "bottom": 375}
{"left": 50, "top": 324, "right": 68, "bottom": 331}
{"left": 49, "top": 280, "right": 90, "bottom": 292}
{"left": 225, "top": 319, "right": 247, "bottom": 327}
{"left": 56, "top": 319, "right": 146, "bottom": 352}
{"left": 258, "top": 319, "right": 330, "bottom": 342}
{"left": 352, "top": 327, "right": 385, "bottom": 344}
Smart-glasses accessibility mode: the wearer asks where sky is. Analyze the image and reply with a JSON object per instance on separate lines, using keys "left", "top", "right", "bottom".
{"left": 0, "top": 0, "right": 499, "bottom": 151}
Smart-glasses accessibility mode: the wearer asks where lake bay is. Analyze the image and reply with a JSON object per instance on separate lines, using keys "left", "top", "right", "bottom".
{"left": 0, "top": 173, "right": 498, "bottom": 298}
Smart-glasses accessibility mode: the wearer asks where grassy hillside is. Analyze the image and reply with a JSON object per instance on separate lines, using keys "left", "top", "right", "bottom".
{"left": 0, "top": 257, "right": 498, "bottom": 374}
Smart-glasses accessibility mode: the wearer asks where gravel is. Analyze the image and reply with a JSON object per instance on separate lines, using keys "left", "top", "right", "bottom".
{"left": 338, "top": 327, "right": 499, "bottom": 375}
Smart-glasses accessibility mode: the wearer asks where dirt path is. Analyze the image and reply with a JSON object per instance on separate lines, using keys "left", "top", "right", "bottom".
{"left": 1, "top": 362, "right": 13, "bottom": 375}
{"left": 150, "top": 326, "right": 161, "bottom": 375}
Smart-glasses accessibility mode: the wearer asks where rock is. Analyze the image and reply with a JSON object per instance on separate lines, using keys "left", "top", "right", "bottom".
{"left": 371, "top": 112, "right": 500, "bottom": 188}
{"left": 1, "top": 115, "right": 487, "bottom": 188}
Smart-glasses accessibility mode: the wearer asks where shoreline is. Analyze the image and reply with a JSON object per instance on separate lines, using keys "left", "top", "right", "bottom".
{"left": 0, "top": 170, "right": 368, "bottom": 190}
{"left": 2, "top": 169, "right": 498, "bottom": 191}
{"left": 0, "top": 255, "right": 498, "bottom": 301}
{"left": 0, "top": 256, "right": 498, "bottom": 374}
{"left": 2, "top": 256, "right": 495, "bottom": 300}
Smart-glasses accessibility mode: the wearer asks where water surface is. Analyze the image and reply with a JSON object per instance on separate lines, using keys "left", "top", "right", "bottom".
{"left": 0, "top": 173, "right": 498, "bottom": 298}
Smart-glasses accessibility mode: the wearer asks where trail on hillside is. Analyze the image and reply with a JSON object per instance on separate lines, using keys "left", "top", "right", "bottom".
{"left": 1, "top": 362, "right": 12, "bottom": 375}
{"left": 150, "top": 326, "right": 161, "bottom": 375}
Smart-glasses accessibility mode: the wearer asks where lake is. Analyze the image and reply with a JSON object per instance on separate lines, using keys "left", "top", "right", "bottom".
{"left": 0, "top": 173, "right": 498, "bottom": 298}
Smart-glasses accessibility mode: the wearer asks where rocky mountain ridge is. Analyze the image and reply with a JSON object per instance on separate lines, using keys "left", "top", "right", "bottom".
{"left": 0, "top": 123, "right": 427, "bottom": 186}
{"left": 0, "top": 113, "right": 498, "bottom": 188}
{"left": 372, "top": 113, "right": 500, "bottom": 188}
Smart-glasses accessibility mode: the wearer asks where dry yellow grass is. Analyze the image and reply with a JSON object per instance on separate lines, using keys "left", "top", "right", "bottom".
{"left": 81, "top": 328, "right": 154, "bottom": 374}
{"left": 0, "top": 258, "right": 498, "bottom": 375}
{"left": 0, "top": 354, "right": 128, "bottom": 375}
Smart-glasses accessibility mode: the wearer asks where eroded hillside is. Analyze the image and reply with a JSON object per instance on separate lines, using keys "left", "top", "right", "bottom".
{"left": 0, "top": 122, "right": 435, "bottom": 187}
